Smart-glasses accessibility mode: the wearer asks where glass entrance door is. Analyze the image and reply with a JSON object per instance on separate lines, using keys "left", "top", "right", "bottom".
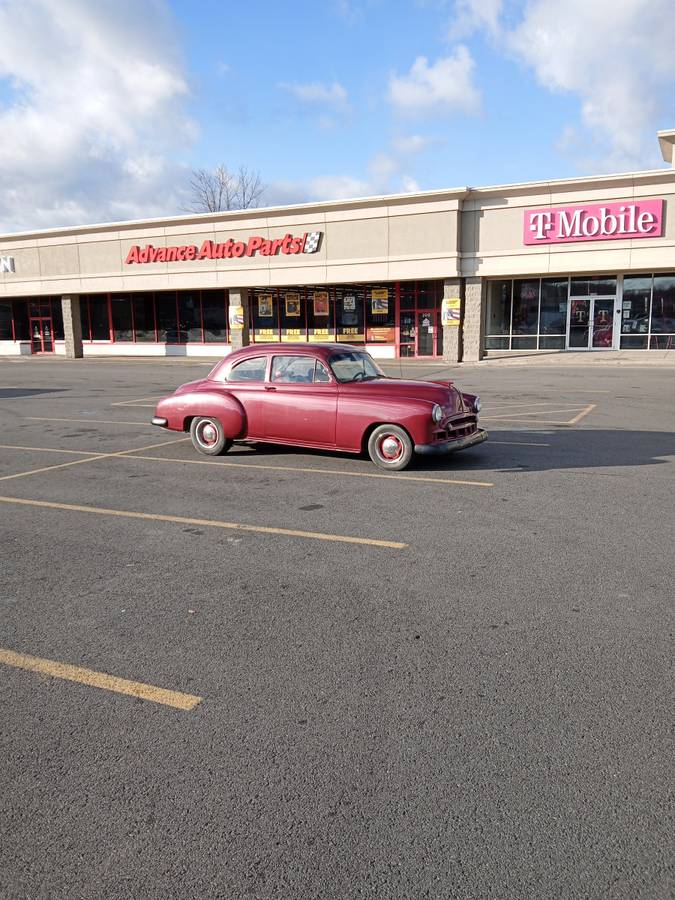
{"left": 568, "top": 296, "right": 616, "bottom": 349}
{"left": 30, "top": 317, "right": 54, "bottom": 353}
{"left": 591, "top": 297, "right": 615, "bottom": 348}
{"left": 416, "top": 310, "right": 436, "bottom": 356}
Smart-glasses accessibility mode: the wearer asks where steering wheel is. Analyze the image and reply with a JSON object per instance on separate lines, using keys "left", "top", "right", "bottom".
{"left": 352, "top": 371, "right": 367, "bottom": 381}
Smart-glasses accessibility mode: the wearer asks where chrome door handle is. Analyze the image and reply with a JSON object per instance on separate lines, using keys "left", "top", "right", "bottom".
{"left": 264, "top": 385, "right": 276, "bottom": 391}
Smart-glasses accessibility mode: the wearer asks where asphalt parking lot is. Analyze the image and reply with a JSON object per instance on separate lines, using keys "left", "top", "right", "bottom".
{"left": 0, "top": 356, "right": 672, "bottom": 900}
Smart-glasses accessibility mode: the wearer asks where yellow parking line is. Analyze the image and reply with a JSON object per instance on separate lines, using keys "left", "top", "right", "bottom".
{"left": 0, "top": 437, "right": 189, "bottom": 482}
{"left": 0, "top": 496, "right": 407, "bottom": 549}
{"left": 0, "top": 444, "right": 107, "bottom": 456}
{"left": 26, "top": 416, "right": 149, "bottom": 426}
{"left": 0, "top": 647, "right": 202, "bottom": 710}
{"left": 111, "top": 396, "right": 164, "bottom": 407}
{"left": 125, "top": 453, "right": 495, "bottom": 488}
{"left": 566, "top": 404, "right": 596, "bottom": 425}
{"left": 482, "top": 406, "right": 590, "bottom": 421}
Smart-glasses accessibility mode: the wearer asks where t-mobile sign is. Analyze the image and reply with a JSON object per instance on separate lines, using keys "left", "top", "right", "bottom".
{"left": 523, "top": 199, "right": 664, "bottom": 245}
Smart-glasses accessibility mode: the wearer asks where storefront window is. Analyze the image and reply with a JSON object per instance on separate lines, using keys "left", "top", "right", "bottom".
{"left": 485, "top": 280, "right": 511, "bottom": 349}
{"left": 51, "top": 300, "right": 64, "bottom": 340}
{"left": 251, "top": 290, "right": 279, "bottom": 342}
{"left": 132, "top": 294, "right": 156, "bottom": 342}
{"left": 202, "top": 291, "right": 227, "bottom": 342}
{"left": 512, "top": 280, "right": 539, "bottom": 335}
{"left": 111, "top": 294, "right": 133, "bottom": 341}
{"left": 89, "top": 296, "right": 110, "bottom": 340}
{"left": 399, "top": 283, "right": 415, "bottom": 310}
{"left": 0, "top": 301, "right": 12, "bottom": 339}
{"left": 307, "top": 288, "right": 334, "bottom": 342}
{"left": 366, "top": 286, "right": 395, "bottom": 342}
{"left": 620, "top": 276, "right": 650, "bottom": 349}
{"left": 651, "top": 275, "right": 675, "bottom": 337}
{"left": 571, "top": 276, "right": 617, "bottom": 296}
{"left": 156, "top": 292, "right": 178, "bottom": 343}
{"left": 178, "top": 293, "right": 203, "bottom": 343}
{"left": 336, "top": 286, "right": 364, "bottom": 343}
{"left": 280, "top": 290, "right": 306, "bottom": 342}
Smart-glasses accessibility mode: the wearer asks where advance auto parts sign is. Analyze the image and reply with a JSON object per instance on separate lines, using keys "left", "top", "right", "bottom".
{"left": 125, "top": 231, "right": 322, "bottom": 264}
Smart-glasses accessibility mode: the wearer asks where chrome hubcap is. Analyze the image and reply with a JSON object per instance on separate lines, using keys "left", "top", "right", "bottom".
{"left": 199, "top": 421, "right": 217, "bottom": 445}
{"left": 380, "top": 435, "right": 403, "bottom": 460}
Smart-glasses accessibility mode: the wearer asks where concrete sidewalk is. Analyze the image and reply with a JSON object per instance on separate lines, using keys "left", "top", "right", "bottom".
{"left": 479, "top": 350, "right": 675, "bottom": 366}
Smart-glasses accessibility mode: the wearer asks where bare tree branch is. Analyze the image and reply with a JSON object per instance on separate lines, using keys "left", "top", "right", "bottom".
{"left": 185, "top": 164, "right": 266, "bottom": 213}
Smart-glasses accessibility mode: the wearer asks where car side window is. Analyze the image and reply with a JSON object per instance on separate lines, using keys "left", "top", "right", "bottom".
{"left": 226, "top": 356, "right": 268, "bottom": 382}
{"left": 314, "top": 361, "right": 331, "bottom": 383}
{"left": 271, "top": 356, "right": 318, "bottom": 384}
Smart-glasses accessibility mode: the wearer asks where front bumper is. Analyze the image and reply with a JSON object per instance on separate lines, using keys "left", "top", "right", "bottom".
{"left": 151, "top": 416, "right": 168, "bottom": 427}
{"left": 416, "top": 428, "right": 488, "bottom": 455}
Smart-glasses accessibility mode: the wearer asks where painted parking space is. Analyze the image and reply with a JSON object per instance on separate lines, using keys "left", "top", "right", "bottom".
{"left": 0, "top": 647, "right": 202, "bottom": 710}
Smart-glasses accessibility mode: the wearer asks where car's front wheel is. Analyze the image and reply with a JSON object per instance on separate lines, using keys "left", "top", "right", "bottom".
{"left": 367, "top": 424, "right": 414, "bottom": 471}
{"left": 190, "top": 416, "right": 232, "bottom": 456}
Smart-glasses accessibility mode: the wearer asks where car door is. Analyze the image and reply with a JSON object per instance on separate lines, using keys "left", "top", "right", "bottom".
{"left": 222, "top": 354, "right": 269, "bottom": 438}
{"left": 263, "top": 355, "right": 337, "bottom": 446}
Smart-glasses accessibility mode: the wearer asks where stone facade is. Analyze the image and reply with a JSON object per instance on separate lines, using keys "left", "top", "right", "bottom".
{"left": 462, "top": 278, "right": 485, "bottom": 362}
{"left": 228, "top": 287, "right": 249, "bottom": 352}
{"left": 61, "top": 295, "right": 82, "bottom": 359}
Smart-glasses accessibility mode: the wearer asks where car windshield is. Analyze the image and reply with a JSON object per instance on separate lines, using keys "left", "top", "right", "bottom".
{"left": 329, "top": 350, "right": 384, "bottom": 383}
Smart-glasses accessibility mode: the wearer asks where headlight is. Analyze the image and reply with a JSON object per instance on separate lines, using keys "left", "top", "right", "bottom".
{"left": 432, "top": 404, "right": 443, "bottom": 424}
{"left": 473, "top": 396, "right": 481, "bottom": 413}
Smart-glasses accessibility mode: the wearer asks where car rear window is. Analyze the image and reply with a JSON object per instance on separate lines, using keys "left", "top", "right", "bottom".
{"left": 226, "top": 356, "right": 267, "bottom": 382}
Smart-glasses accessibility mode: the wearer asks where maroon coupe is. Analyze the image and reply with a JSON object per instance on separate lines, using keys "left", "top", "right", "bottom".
{"left": 152, "top": 344, "right": 487, "bottom": 471}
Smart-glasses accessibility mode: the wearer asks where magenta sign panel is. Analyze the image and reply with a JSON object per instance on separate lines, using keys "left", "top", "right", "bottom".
{"left": 523, "top": 199, "right": 664, "bottom": 245}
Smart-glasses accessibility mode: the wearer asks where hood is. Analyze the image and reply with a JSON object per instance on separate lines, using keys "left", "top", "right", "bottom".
{"left": 340, "top": 377, "right": 462, "bottom": 409}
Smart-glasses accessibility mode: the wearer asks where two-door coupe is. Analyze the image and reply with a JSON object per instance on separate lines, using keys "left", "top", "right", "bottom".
{"left": 152, "top": 344, "right": 487, "bottom": 471}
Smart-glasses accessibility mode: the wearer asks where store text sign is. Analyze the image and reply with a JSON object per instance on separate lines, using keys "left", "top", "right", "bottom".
{"left": 523, "top": 200, "right": 664, "bottom": 245}
{"left": 125, "top": 231, "right": 322, "bottom": 264}
{"left": 0, "top": 256, "right": 15, "bottom": 273}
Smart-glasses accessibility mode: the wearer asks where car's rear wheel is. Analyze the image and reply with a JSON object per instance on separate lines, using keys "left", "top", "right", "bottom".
{"left": 190, "top": 416, "right": 232, "bottom": 456}
{"left": 367, "top": 424, "right": 414, "bottom": 471}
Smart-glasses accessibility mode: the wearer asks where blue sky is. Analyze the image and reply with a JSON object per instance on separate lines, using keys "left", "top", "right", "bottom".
{"left": 0, "top": 0, "right": 673, "bottom": 231}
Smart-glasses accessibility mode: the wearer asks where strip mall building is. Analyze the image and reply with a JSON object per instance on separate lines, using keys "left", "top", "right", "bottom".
{"left": 2, "top": 129, "right": 675, "bottom": 362}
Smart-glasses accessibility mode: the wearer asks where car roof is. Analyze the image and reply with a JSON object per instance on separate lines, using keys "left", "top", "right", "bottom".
{"left": 209, "top": 342, "right": 363, "bottom": 378}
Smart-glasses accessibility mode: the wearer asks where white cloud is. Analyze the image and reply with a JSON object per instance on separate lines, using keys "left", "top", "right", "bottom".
{"left": 446, "top": 0, "right": 503, "bottom": 40}
{"left": 278, "top": 81, "right": 349, "bottom": 108}
{"left": 450, "top": 0, "right": 675, "bottom": 171}
{"left": 389, "top": 46, "right": 481, "bottom": 117}
{"left": 505, "top": 0, "right": 675, "bottom": 170}
{"left": 0, "top": 0, "right": 194, "bottom": 232}
{"left": 268, "top": 134, "right": 430, "bottom": 206}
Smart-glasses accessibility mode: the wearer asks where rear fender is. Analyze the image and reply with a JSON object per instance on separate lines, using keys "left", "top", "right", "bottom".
{"left": 155, "top": 390, "right": 246, "bottom": 437}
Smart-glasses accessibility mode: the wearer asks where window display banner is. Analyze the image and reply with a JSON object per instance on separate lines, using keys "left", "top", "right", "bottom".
{"left": 441, "top": 298, "right": 461, "bottom": 325}
{"left": 343, "top": 295, "right": 356, "bottom": 312}
{"left": 285, "top": 293, "right": 301, "bottom": 317}
{"left": 228, "top": 305, "right": 244, "bottom": 330}
{"left": 313, "top": 291, "right": 329, "bottom": 316}
{"left": 371, "top": 288, "right": 388, "bottom": 314}
{"left": 337, "top": 328, "right": 364, "bottom": 342}
{"left": 254, "top": 329, "right": 277, "bottom": 342}
{"left": 308, "top": 328, "right": 332, "bottom": 342}
{"left": 281, "top": 329, "right": 307, "bottom": 342}
{"left": 258, "top": 294, "right": 273, "bottom": 317}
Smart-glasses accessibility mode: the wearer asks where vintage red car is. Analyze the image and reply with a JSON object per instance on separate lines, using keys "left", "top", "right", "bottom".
{"left": 152, "top": 344, "right": 487, "bottom": 471}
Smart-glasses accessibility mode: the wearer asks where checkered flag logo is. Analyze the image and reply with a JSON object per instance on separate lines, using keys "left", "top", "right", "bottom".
{"left": 303, "top": 231, "right": 322, "bottom": 254}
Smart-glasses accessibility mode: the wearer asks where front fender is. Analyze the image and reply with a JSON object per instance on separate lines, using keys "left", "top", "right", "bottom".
{"left": 155, "top": 390, "right": 246, "bottom": 438}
